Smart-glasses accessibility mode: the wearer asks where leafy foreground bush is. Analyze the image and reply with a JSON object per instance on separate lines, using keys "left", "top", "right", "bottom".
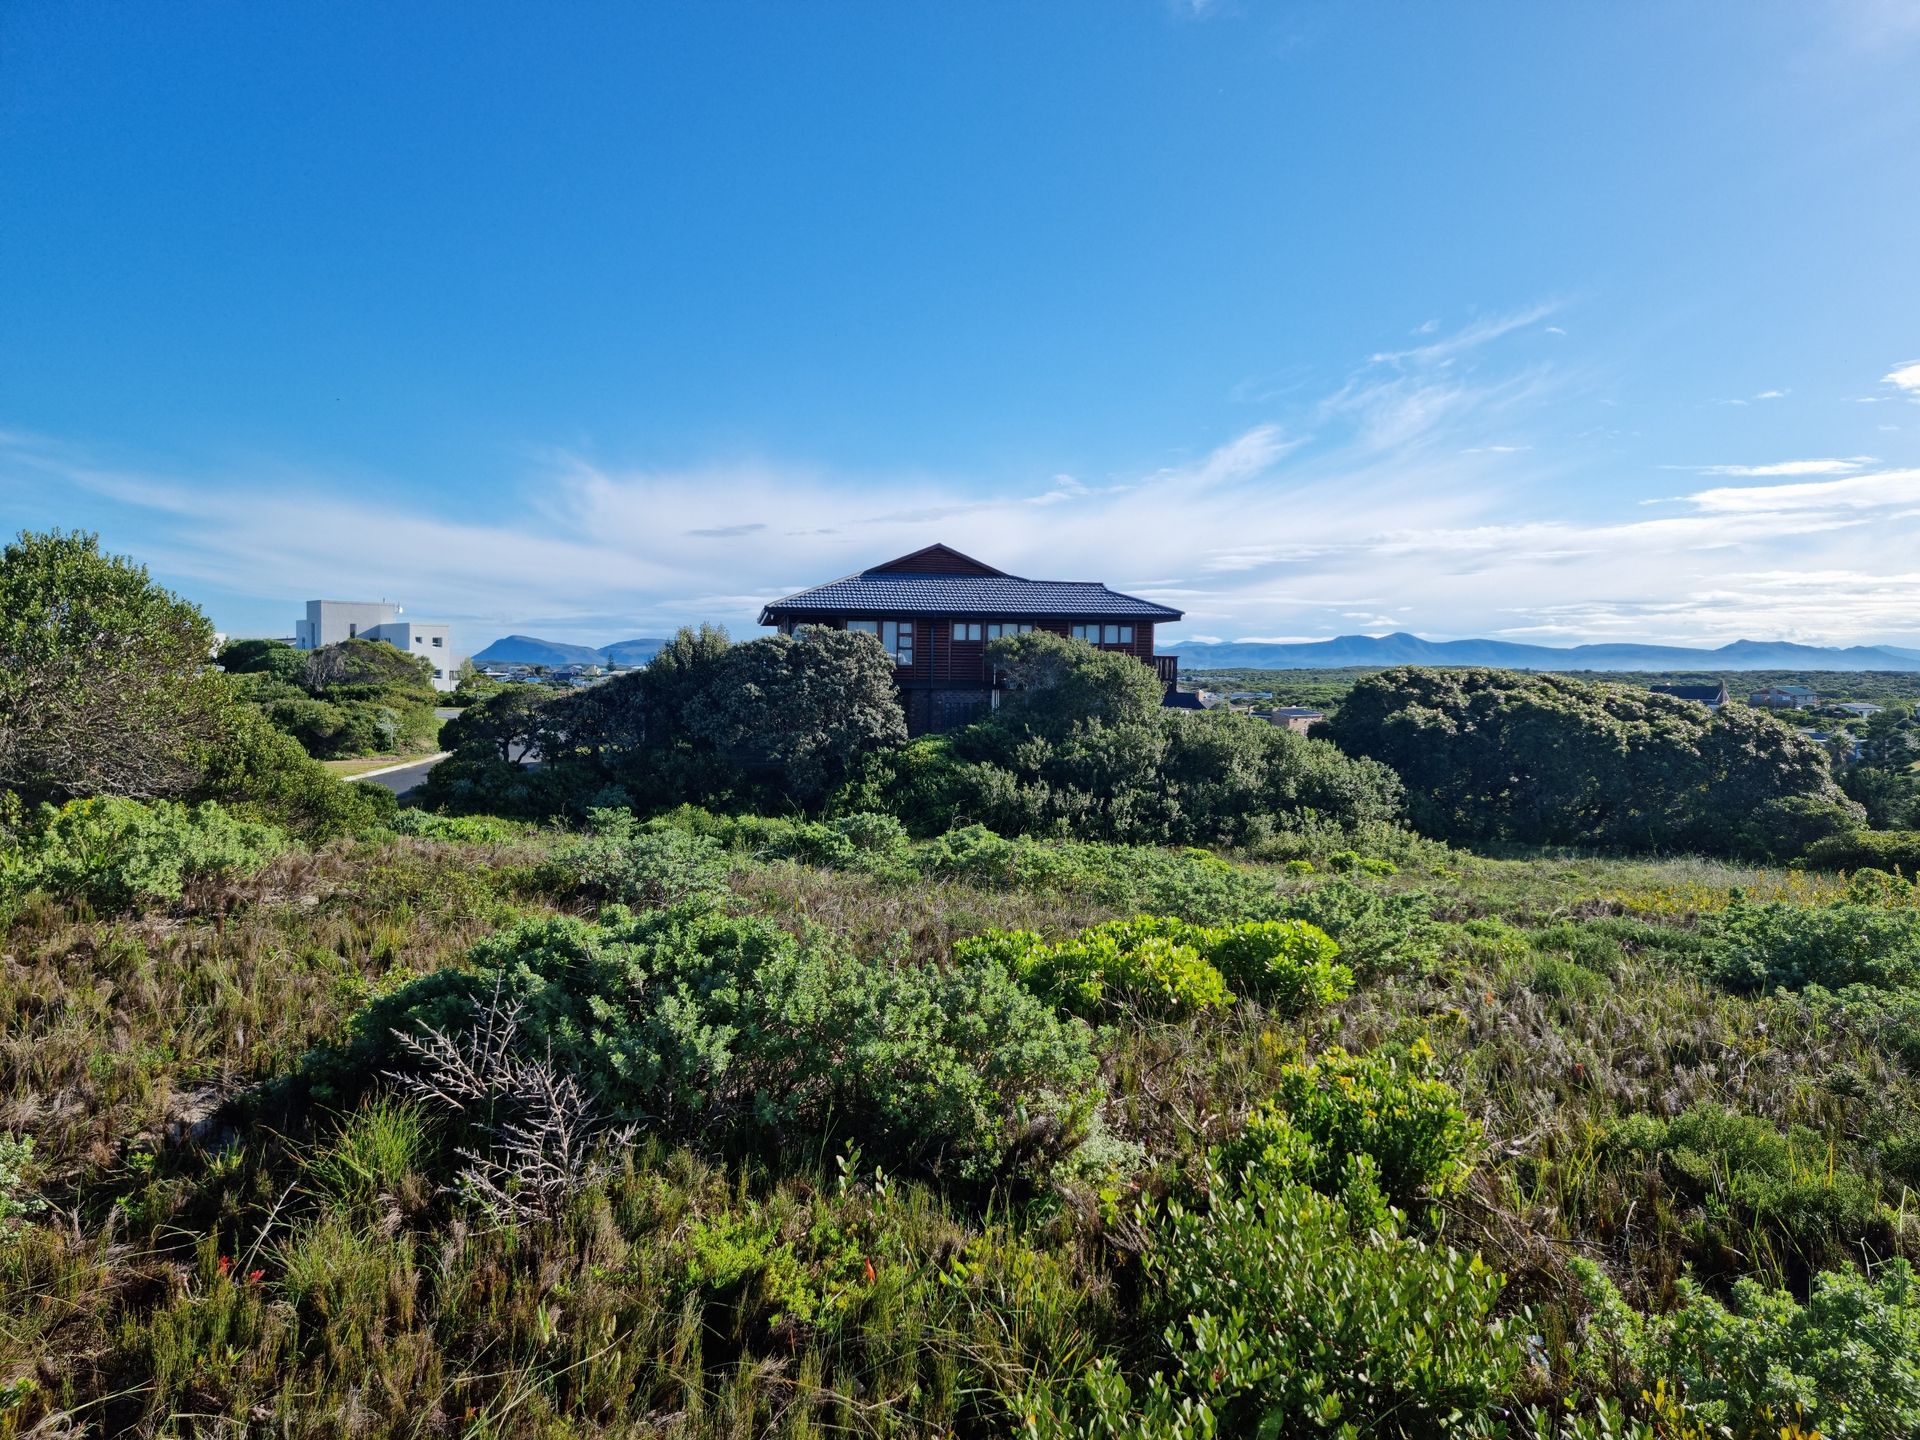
{"left": 347, "top": 903, "right": 1102, "bottom": 1185}
{"left": 1702, "top": 896, "right": 1920, "bottom": 995}
{"left": 1612, "top": 1103, "right": 1891, "bottom": 1284}
{"left": 957, "top": 915, "right": 1350, "bottom": 1020}
{"left": 0, "top": 796, "right": 284, "bottom": 910}
{"left": 546, "top": 807, "right": 735, "bottom": 909}
{"left": 1035, "top": 1045, "right": 1520, "bottom": 1439}
{"left": 1576, "top": 1258, "right": 1920, "bottom": 1440}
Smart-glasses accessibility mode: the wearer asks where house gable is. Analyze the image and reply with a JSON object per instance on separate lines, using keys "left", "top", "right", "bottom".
{"left": 865, "top": 544, "right": 1006, "bottom": 578}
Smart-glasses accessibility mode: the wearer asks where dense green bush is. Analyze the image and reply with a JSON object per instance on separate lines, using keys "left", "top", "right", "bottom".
{"left": 1326, "top": 666, "right": 1861, "bottom": 858}
{"left": 354, "top": 905, "right": 1102, "bottom": 1184}
{"left": 0, "top": 797, "right": 285, "bottom": 910}
{"left": 1575, "top": 1258, "right": 1920, "bottom": 1440}
{"left": 1648, "top": 1263, "right": 1920, "bottom": 1440}
{"left": 196, "top": 704, "right": 397, "bottom": 839}
{"left": 1039, "top": 1044, "right": 1517, "bottom": 1439}
{"left": 546, "top": 808, "right": 734, "bottom": 909}
{"left": 1216, "top": 1041, "right": 1477, "bottom": 1218}
{"left": 1701, "top": 897, "right": 1920, "bottom": 994}
{"left": 958, "top": 915, "right": 1349, "bottom": 1021}
{"left": 752, "top": 811, "right": 914, "bottom": 876}
{"left": 225, "top": 636, "right": 441, "bottom": 760}
{"left": 1805, "top": 830, "right": 1920, "bottom": 875}
{"left": 1618, "top": 1104, "right": 1890, "bottom": 1280}
{"left": 1275, "top": 877, "right": 1445, "bottom": 976}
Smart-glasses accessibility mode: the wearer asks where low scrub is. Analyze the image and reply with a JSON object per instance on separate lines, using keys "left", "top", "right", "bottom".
{"left": 349, "top": 904, "right": 1102, "bottom": 1185}
{"left": 956, "top": 915, "right": 1349, "bottom": 1020}
{"left": 0, "top": 797, "right": 285, "bottom": 911}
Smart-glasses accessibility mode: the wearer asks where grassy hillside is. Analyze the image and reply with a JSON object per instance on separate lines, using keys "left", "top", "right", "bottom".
{"left": 4, "top": 813, "right": 1918, "bottom": 1436}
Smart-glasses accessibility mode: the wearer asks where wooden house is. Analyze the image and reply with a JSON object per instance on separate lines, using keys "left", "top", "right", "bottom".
{"left": 758, "top": 543, "right": 1183, "bottom": 733}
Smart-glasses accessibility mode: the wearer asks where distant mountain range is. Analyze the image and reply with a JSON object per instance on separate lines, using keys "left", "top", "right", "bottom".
{"left": 472, "top": 629, "right": 1920, "bottom": 675}
{"left": 1176, "top": 633, "right": 1920, "bottom": 673}
{"left": 472, "top": 634, "right": 668, "bottom": 667}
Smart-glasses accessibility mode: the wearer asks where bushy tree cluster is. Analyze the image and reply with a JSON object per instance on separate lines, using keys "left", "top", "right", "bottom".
{"left": 0, "top": 531, "right": 390, "bottom": 839}
{"left": 843, "top": 631, "right": 1406, "bottom": 847}
{"left": 426, "top": 623, "right": 909, "bottom": 817}
{"left": 1325, "top": 666, "right": 1862, "bottom": 858}
{"left": 221, "top": 636, "right": 440, "bottom": 759}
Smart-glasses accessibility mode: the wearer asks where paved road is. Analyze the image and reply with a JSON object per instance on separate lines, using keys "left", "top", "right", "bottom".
{"left": 353, "top": 756, "right": 447, "bottom": 796}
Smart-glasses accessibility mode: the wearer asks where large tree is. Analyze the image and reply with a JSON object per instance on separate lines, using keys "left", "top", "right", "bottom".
{"left": 1324, "top": 666, "right": 1860, "bottom": 857}
{"left": 0, "top": 530, "right": 233, "bottom": 804}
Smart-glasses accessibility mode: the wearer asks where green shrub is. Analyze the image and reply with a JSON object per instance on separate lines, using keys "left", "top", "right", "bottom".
{"left": 1275, "top": 878, "right": 1445, "bottom": 976}
{"left": 547, "top": 808, "right": 733, "bottom": 909}
{"left": 1, "top": 797, "right": 285, "bottom": 910}
{"left": 388, "top": 810, "right": 529, "bottom": 844}
{"left": 958, "top": 915, "right": 1349, "bottom": 1022}
{"left": 1702, "top": 898, "right": 1920, "bottom": 994}
{"left": 754, "top": 811, "right": 913, "bottom": 876}
{"left": 1646, "top": 1262, "right": 1920, "bottom": 1440}
{"left": 961, "top": 918, "right": 1235, "bottom": 1020}
{"left": 1654, "top": 1104, "right": 1889, "bottom": 1278}
{"left": 0, "top": 1135, "right": 41, "bottom": 1240}
{"left": 1805, "top": 831, "right": 1920, "bottom": 876}
{"left": 308, "top": 1099, "right": 431, "bottom": 1217}
{"left": 1038, "top": 1047, "right": 1515, "bottom": 1439}
{"left": 354, "top": 905, "right": 1101, "bottom": 1185}
{"left": 1216, "top": 1040, "right": 1477, "bottom": 1217}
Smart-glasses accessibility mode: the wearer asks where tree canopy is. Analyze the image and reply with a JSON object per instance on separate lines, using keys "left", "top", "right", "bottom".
{"left": 0, "top": 530, "right": 231, "bottom": 805}
{"left": 1324, "top": 666, "right": 1862, "bottom": 857}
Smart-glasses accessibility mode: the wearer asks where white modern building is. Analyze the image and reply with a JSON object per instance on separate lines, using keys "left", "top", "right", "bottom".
{"left": 293, "top": 600, "right": 462, "bottom": 692}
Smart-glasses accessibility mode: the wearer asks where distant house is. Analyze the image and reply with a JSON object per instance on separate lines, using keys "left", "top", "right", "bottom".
{"left": 1750, "top": 684, "right": 1818, "bottom": 709}
{"left": 758, "top": 543, "right": 1183, "bottom": 734}
{"left": 1266, "top": 706, "right": 1326, "bottom": 734}
{"left": 1835, "top": 702, "right": 1884, "bottom": 718}
{"left": 1650, "top": 682, "right": 1730, "bottom": 709}
{"left": 294, "top": 599, "right": 462, "bottom": 692}
{"left": 1166, "top": 688, "right": 1223, "bottom": 711}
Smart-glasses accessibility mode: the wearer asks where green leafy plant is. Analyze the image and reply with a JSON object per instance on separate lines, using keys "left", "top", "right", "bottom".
{"left": 1, "top": 797, "right": 285, "bottom": 910}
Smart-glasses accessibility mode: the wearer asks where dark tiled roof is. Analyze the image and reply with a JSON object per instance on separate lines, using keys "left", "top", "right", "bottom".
{"left": 759, "top": 569, "right": 1183, "bottom": 623}
{"left": 1650, "top": 684, "right": 1726, "bottom": 703}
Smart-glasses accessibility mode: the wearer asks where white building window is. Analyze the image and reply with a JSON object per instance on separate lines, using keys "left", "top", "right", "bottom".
{"left": 432, "top": 635, "right": 443, "bottom": 647}
{"left": 984, "top": 623, "right": 1032, "bottom": 639}
{"left": 847, "top": 619, "right": 914, "bottom": 666}
{"left": 1071, "top": 623, "right": 1132, "bottom": 644}
{"left": 952, "top": 622, "right": 983, "bottom": 641}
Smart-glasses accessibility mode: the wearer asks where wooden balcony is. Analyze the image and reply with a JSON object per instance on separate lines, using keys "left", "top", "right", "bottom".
{"left": 1152, "top": 654, "right": 1179, "bottom": 687}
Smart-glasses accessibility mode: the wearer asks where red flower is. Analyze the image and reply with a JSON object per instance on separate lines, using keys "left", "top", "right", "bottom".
{"left": 863, "top": 1258, "right": 877, "bottom": 1284}
{"left": 248, "top": 1269, "right": 266, "bottom": 1284}
{"left": 217, "top": 1255, "right": 232, "bottom": 1277}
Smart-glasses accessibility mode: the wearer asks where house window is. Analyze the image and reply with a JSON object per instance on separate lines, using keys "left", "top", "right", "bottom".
{"left": 848, "top": 619, "right": 914, "bottom": 666}
{"left": 952, "top": 622, "right": 983, "bottom": 642}
{"left": 432, "top": 635, "right": 443, "bottom": 647}
{"left": 984, "top": 623, "right": 1031, "bottom": 639}
{"left": 1104, "top": 625, "right": 1134, "bottom": 644}
{"left": 1071, "top": 623, "right": 1133, "bottom": 645}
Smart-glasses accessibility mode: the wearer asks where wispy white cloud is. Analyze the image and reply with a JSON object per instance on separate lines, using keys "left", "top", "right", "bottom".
{"left": 1886, "top": 360, "right": 1920, "bottom": 397}
{"left": 6, "top": 316, "right": 1917, "bottom": 651}
{"left": 1685, "top": 456, "right": 1876, "bottom": 477}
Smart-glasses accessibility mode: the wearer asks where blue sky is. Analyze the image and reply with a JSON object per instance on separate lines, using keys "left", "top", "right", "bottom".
{"left": 4, "top": 1, "right": 1919, "bottom": 650}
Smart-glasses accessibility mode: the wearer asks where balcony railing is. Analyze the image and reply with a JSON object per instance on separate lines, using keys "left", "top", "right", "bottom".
{"left": 1153, "top": 654, "right": 1179, "bottom": 687}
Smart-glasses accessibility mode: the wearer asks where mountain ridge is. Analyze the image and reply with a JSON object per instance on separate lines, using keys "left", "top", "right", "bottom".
{"left": 472, "top": 634, "right": 668, "bottom": 667}
{"left": 472, "top": 628, "right": 1920, "bottom": 673}
{"left": 1175, "top": 631, "right": 1920, "bottom": 672}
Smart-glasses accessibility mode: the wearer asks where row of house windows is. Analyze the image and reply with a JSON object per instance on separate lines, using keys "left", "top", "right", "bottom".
{"left": 844, "top": 619, "right": 1132, "bottom": 662}
{"left": 950, "top": 622, "right": 1035, "bottom": 642}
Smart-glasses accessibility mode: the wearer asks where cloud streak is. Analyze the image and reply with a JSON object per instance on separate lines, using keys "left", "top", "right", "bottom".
{"left": 4, "top": 316, "right": 1917, "bottom": 652}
